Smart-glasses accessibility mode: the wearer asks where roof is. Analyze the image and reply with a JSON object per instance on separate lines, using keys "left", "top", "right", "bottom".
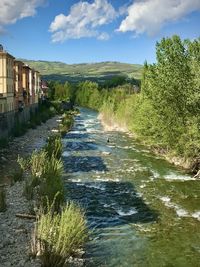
{"left": 0, "top": 51, "right": 15, "bottom": 59}
{"left": 22, "top": 64, "right": 31, "bottom": 70}
{"left": 14, "top": 60, "right": 24, "bottom": 65}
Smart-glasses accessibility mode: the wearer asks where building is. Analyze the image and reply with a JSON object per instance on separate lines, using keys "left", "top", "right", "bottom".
{"left": 0, "top": 44, "right": 43, "bottom": 115}
{"left": 41, "top": 80, "right": 49, "bottom": 100}
{"left": 34, "top": 71, "right": 40, "bottom": 104}
{"left": 14, "top": 60, "right": 24, "bottom": 111}
{"left": 0, "top": 45, "right": 15, "bottom": 113}
{"left": 22, "top": 64, "right": 31, "bottom": 106}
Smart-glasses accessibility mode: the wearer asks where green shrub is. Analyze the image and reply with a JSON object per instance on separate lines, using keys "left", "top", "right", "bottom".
{"left": 33, "top": 202, "right": 88, "bottom": 267}
{"left": 51, "top": 101, "right": 64, "bottom": 114}
{"left": 0, "top": 188, "right": 6, "bottom": 212}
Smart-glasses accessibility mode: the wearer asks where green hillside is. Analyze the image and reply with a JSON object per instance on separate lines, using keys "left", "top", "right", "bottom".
{"left": 20, "top": 60, "right": 143, "bottom": 83}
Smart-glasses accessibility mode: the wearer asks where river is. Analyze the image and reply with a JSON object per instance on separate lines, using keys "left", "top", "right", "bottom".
{"left": 62, "top": 108, "right": 200, "bottom": 267}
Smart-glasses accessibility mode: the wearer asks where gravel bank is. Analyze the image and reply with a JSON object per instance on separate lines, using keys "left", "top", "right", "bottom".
{"left": 0, "top": 116, "right": 60, "bottom": 267}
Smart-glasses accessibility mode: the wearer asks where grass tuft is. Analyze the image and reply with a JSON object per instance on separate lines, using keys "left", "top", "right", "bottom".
{"left": 32, "top": 201, "right": 88, "bottom": 267}
{"left": 44, "top": 134, "right": 63, "bottom": 160}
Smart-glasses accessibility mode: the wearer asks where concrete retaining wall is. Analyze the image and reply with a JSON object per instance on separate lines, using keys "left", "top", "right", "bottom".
{"left": 0, "top": 103, "right": 38, "bottom": 139}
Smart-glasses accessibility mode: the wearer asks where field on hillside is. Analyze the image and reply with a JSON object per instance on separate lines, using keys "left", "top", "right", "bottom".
{"left": 21, "top": 60, "right": 143, "bottom": 83}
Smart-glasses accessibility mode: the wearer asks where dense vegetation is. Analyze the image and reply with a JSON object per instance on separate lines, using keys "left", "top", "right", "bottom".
{"left": 48, "top": 36, "right": 200, "bottom": 166}
{"left": 21, "top": 60, "right": 142, "bottom": 83}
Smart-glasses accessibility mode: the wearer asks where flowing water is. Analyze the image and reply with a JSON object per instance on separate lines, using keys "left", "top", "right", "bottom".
{"left": 63, "top": 108, "right": 200, "bottom": 267}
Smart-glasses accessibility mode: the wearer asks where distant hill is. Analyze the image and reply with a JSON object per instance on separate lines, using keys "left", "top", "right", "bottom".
{"left": 20, "top": 59, "right": 143, "bottom": 83}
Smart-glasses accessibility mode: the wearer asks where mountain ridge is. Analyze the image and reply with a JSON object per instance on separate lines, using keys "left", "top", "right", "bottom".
{"left": 19, "top": 59, "right": 143, "bottom": 83}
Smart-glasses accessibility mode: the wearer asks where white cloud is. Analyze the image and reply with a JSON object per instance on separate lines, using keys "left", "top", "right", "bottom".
{"left": 49, "top": 0, "right": 117, "bottom": 42}
{"left": 118, "top": 0, "right": 200, "bottom": 36}
{"left": 97, "top": 32, "right": 110, "bottom": 40}
{"left": 0, "top": 0, "right": 45, "bottom": 31}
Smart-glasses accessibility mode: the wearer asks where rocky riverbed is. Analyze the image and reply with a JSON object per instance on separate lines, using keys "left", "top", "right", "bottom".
{"left": 0, "top": 116, "right": 60, "bottom": 267}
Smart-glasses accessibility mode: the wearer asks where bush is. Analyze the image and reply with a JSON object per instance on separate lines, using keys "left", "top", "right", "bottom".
{"left": 33, "top": 202, "right": 88, "bottom": 267}
{"left": 0, "top": 188, "right": 6, "bottom": 212}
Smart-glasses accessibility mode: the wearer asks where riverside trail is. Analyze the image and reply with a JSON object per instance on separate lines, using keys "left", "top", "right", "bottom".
{"left": 63, "top": 107, "right": 200, "bottom": 267}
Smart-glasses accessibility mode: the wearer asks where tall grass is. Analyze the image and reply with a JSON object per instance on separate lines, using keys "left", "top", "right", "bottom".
{"left": 33, "top": 202, "right": 88, "bottom": 267}
{"left": 29, "top": 150, "right": 48, "bottom": 186}
{"left": 39, "top": 154, "right": 64, "bottom": 211}
{"left": 59, "top": 112, "right": 73, "bottom": 137}
{"left": 21, "top": 134, "right": 64, "bottom": 211}
{"left": 45, "top": 135, "right": 63, "bottom": 160}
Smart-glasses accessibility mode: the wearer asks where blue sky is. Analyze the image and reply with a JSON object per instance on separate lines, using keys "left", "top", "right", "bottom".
{"left": 0, "top": 0, "right": 200, "bottom": 64}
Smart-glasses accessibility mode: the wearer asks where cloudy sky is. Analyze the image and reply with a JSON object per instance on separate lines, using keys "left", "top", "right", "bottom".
{"left": 0, "top": 0, "right": 200, "bottom": 64}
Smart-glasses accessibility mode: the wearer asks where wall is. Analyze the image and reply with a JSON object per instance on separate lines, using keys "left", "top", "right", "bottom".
{"left": 0, "top": 103, "right": 38, "bottom": 139}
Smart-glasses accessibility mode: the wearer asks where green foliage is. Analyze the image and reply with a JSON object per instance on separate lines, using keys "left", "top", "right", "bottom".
{"left": 22, "top": 133, "right": 64, "bottom": 211}
{"left": 76, "top": 81, "right": 108, "bottom": 110}
{"left": 71, "top": 36, "right": 200, "bottom": 161}
{"left": 102, "top": 75, "right": 127, "bottom": 88}
{"left": 0, "top": 188, "right": 6, "bottom": 212}
{"left": 59, "top": 112, "right": 74, "bottom": 136}
{"left": 33, "top": 202, "right": 88, "bottom": 267}
{"left": 45, "top": 135, "right": 63, "bottom": 160}
{"left": 134, "top": 36, "right": 200, "bottom": 157}
{"left": 50, "top": 101, "right": 63, "bottom": 114}
{"left": 29, "top": 150, "right": 48, "bottom": 183}
{"left": 29, "top": 150, "right": 64, "bottom": 210}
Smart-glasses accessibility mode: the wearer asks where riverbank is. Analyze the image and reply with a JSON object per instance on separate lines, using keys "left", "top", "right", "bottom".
{"left": 98, "top": 112, "right": 198, "bottom": 176}
{"left": 0, "top": 116, "right": 60, "bottom": 184}
{"left": 0, "top": 116, "right": 60, "bottom": 267}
